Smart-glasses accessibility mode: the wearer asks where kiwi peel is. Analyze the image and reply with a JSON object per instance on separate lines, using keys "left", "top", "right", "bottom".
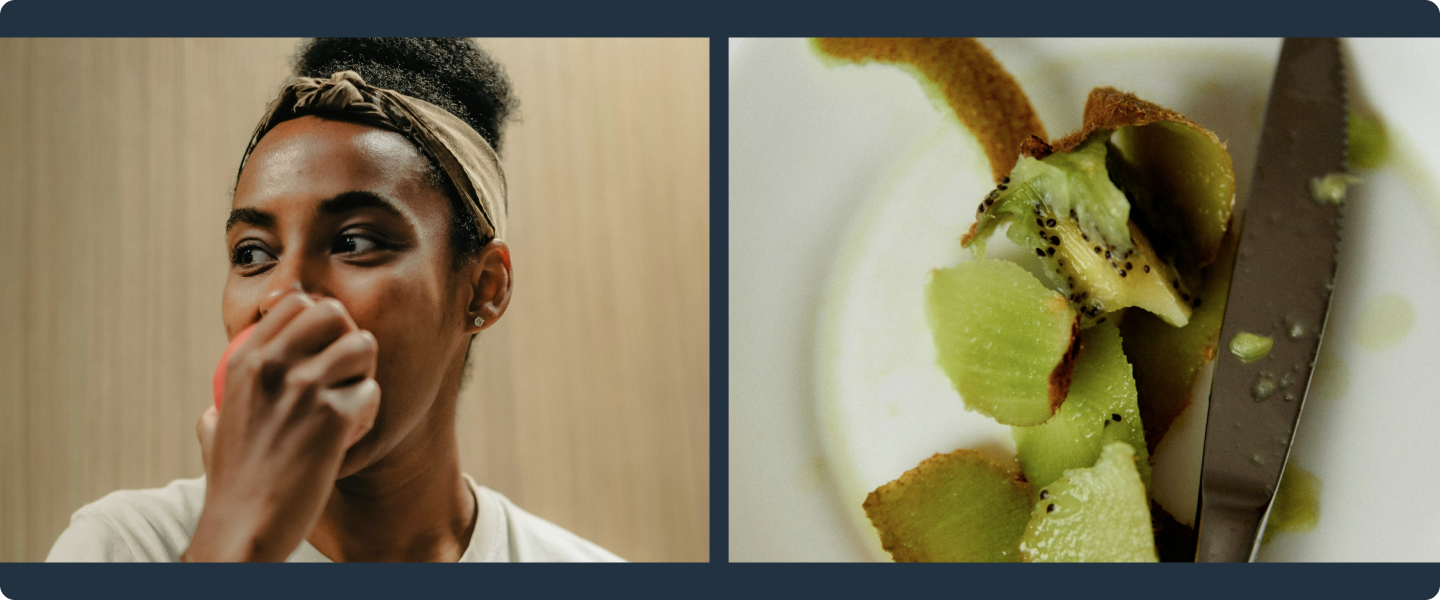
{"left": 864, "top": 449, "right": 1036, "bottom": 562}
{"left": 813, "top": 37, "right": 1046, "bottom": 184}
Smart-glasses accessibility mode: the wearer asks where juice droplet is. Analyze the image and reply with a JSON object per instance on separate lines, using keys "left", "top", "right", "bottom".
{"left": 1230, "top": 332, "right": 1274, "bottom": 364}
{"left": 1252, "top": 376, "right": 1279, "bottom": 401}
{"left": 1310, "top": 173, "right": 1361, "bottom": 206}
{"left": 1355, "top": 294, "right": 1414, "bottom": 351}
{"left": 1348, "top": 110, "right": 1390, "bottom": 169}
{"left": 1262, "top": 462, "right": 1322, "bottom": 544}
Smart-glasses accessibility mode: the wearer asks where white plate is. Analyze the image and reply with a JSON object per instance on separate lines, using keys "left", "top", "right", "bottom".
{"left": 729, "top": 38, "right": 1440, "bottom": 562}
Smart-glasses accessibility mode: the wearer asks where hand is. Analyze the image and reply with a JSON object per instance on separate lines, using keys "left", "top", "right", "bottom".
{"left": 182, "top": 291, "right": 380, "bottom": 562}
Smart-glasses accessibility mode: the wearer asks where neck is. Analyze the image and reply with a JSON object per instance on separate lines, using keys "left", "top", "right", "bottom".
{"left": 306, "top": 392, "right": 476, "bottom": 562}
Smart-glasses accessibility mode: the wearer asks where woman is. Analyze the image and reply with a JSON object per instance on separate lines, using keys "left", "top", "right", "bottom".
{"left": 46, "top": 38, "right": 622, "bottom": 562}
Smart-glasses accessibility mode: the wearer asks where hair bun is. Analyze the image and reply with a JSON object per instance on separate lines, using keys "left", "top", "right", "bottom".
{"left": 294, "top": 38, "right": 517, "bottom": 154}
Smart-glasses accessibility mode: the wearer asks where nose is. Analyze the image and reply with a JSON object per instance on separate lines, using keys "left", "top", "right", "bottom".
{"left": 253, "top": 249, "right": 331, "bottom": 322}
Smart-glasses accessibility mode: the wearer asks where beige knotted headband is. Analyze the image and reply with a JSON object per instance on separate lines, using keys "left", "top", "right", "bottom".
{"left": 238, "top": 70, "right": 507, "bottom": 241}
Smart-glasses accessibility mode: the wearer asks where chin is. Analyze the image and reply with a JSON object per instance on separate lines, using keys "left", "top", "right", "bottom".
{"left": 335, "top": 433, "right": 383, "bottom": 480}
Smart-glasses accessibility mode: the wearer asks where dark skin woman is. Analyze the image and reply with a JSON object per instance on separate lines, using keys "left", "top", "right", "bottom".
{"left": 45, "top": 38, "right": 619, "bottom": 562}
{"left": 184, "top": 115, "right": 512, "bottom": 562}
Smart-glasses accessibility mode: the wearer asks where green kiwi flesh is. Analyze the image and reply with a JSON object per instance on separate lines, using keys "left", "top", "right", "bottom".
{"left": 864, "top": 449, "right": 1035, "bottom": 562}
{"left": 926, "top": 260, "right": 1080, "bottom": 426}
{"left": 1110, "top": 121, "right": 1236, "bottom": 270}
{"left": 1012, "top": 321, "right": 1150, "bottom": 491}
{"left": 1019, "top": 442, "right": 1158, "bottom": 562}
{"left": 1121, "top": 227, "right": 1238, "bottom": 453}
{"left": 965, "top": 136, "right": 1193, "bottom": 328}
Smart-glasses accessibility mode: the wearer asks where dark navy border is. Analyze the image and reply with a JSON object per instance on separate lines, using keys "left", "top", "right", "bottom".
{"left": 3, "top": 1, "right": 1440, "bottom": 599}
{"left": 710, "top": 36, "right": 727, "bottom": 566}
{"left": 1, "top": 0, "right": 1438, "bottom": 35}
{"left": 2, "top": 564, "right": 1440, "bottom": 598}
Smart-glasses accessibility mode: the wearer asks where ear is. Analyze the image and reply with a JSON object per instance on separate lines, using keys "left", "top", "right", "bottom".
{"left": 466, "top": 240, "right": 512, "bottom": 333}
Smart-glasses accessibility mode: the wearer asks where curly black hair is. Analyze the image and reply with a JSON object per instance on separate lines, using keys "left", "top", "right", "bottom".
{"left": 292, "top": 38, "right": 519, "bottom": 266}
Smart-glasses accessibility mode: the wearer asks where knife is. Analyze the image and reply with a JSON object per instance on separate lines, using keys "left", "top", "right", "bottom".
{"left": 1194, "top": 38, "right": 1348, "bottom": 562}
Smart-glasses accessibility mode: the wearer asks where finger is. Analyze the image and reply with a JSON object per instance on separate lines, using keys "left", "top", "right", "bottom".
{"left": 264, "top": 298, "right": 357, "bottom": 364}
{"left": 245, "top": 291, "right": 317, "bottom": 348}
{"left": 305, "top": 329, "right": 379, "bottom": 389}
{"left": 196, "top": 405, "right": 220, "bottom": 475}
{"left": 321, "top": 378, "right": 381, "bottom": 449}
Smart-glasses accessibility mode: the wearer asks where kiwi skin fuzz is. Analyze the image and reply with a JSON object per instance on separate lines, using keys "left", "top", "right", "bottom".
{"left": 813, "top": 37, "right": 1046, "bottom": 184}
{"left": 864, "top": 449, "right": 1035, "bottom": 562}
{"left": 1047, "top": 320, "right": 1081, "bottom": 411}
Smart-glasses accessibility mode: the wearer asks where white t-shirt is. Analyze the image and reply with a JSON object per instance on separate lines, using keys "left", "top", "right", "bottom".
{"left": 45, "top": 474, "right": 624, "bottom": 562}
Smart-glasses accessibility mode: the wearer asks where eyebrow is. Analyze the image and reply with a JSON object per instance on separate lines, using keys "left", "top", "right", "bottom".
{"left": 317, "top": 191, "right": 407, "bottom": 221}
{"left": 225, "top": 191, "right": 408, "bottom": 233}
{"left": 225, "top": 207, "right": 274, "bottom": 232}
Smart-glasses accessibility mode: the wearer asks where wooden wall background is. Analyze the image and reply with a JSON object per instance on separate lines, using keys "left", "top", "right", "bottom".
{"left": 0, "top": 38, "right": 709, "bottom": 562}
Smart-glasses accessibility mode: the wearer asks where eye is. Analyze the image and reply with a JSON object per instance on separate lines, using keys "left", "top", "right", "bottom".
{"left": 232, "top": 244, "right": 275, "bottom": 266}
{"left": 334, "top": 233, "right": 383, "bottom": 255}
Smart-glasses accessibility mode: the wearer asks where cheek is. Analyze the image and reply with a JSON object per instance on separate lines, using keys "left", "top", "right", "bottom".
{"left": 337, "top": 258, "right": 457, "bottom": 405}
{"left": 221, "top": 275, "right": 266, "bottom": 337}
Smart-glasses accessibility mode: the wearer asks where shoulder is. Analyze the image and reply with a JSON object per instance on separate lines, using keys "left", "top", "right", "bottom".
{"left": 474, "top": 484, "right": 626, "bottom": 563}
{"left": 46, "top": 476, "right": 207, "bottom": 562}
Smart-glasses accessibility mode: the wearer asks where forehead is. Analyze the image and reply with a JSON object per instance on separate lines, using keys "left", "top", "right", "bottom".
{"left": 233, "top": 115, "right": 446, "bottom": 221}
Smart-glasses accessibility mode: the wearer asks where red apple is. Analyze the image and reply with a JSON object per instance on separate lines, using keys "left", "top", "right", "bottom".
{"left": 212, "top": 323, "right": 257, "bottom": 409}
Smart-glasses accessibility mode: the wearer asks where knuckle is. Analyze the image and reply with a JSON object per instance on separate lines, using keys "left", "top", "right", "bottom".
{"left": 316, "top": 298, "right": 347, "bottom": 321}
{"left": 349, "top": 331, "right": 378, "bottom": 354}
{"left": 314, "top": 395, "right": 348, "bottom": 425}
{"left": 241, "top": 350, "right": 267, "bottom": 374}
{"left": 284, "top": 366, "right": 320, "bottom": 392}
{"left": 255, "top": 348, "right": 287, "bottom": 374}
{"left": 277, "top": 292, "right": 312, "bottom": 313}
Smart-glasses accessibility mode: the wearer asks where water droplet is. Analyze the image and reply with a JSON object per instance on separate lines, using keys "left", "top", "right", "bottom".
{"left": 1253, "top": 376, "right": 1279, "bottom": 401}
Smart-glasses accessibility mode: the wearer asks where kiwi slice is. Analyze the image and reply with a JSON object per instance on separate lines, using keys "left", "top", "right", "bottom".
{"left": 864, "top": 449, "right": 1035, "bottom": 562}
{"left": 1019, "top": 442, "right": 1158, "bottom": 562}
{"left": 1110, "top": 121, "right": 1236, "bottom": 270}
{"left": 1056, "top": 88, "right": 1236, "bottom": 271}
{"left": 964, "top": 136, "right": 1193, "bottom": 328}
{"left": 1012, "top": 321, "right": 1149, "bottom": 490}
{"left": 1121, "top": 227, "right": 1238, "bottom": 453}
{"left": 927, "top": 260, "right": 1080, "bottom": 426}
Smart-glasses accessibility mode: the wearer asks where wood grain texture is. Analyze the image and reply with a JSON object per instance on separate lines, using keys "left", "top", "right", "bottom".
{"left": 0, "top": 38, "right": 709, "bottom": 562}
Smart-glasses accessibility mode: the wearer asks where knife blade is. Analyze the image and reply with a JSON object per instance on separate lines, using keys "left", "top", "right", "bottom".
{"left": 1194, "top": 38, "right": 1348, "bottom": 562}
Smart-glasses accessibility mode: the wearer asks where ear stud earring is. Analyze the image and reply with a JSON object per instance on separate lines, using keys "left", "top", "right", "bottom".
{"left": 474, "top": 316, "right": 485, "bottom": 327}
